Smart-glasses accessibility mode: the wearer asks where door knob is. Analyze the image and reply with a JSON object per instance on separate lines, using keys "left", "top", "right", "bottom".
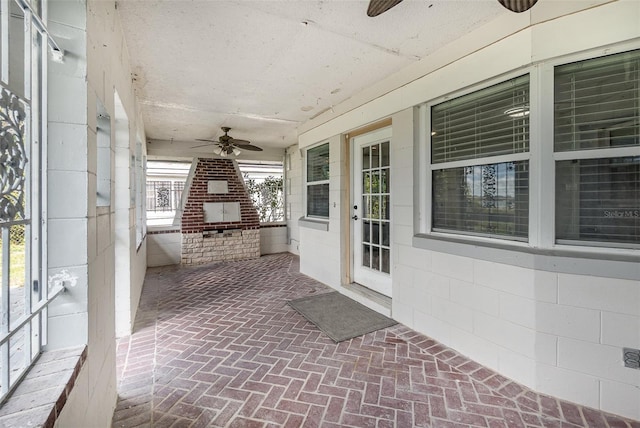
{"left": 352, "top": 215, "right": 358, "bottom": 220}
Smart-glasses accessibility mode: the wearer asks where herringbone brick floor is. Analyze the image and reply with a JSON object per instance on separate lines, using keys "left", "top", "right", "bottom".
{"left": 112, "top": 253, "right": 638, "bottom": 428}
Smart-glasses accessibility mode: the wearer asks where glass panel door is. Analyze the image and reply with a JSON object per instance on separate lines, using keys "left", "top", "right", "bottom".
{"left": 352, "top": 128, "right": 392, "bottom": 297}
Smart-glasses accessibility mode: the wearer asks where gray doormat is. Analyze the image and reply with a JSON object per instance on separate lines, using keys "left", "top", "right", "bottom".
{"left": 288, "top": 291, "right": 397, "bottom": 342}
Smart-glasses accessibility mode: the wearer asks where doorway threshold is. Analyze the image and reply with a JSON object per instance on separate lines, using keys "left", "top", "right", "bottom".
{"left": 341, "top": 282, "right": 392, "bottom": 318}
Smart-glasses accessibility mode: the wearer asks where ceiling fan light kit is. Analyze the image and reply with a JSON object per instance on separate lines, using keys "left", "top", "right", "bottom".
{"left": 194, "top": 127, "right": 263, "bottom": 157}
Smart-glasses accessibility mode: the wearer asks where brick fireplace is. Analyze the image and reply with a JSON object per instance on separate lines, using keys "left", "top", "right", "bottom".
{"left": 179, "top": 158, "right": 260, "bottom": 265}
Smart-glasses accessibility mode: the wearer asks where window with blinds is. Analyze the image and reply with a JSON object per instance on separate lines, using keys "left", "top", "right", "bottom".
{"left": 306, "top": 143, "right": 330, "bottom": 218}
{"left": 430, "top": 75, "right": 530, "bottom": 240}
{"left": 554, "top": 49, "right": 640, "bottom": 247}
{"left": 432, "top": 75, "right": 530, "bottom": 164}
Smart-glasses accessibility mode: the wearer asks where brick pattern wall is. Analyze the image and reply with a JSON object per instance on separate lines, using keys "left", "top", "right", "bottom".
{"left": 180, "top": 158, "right": 260, "bottom": 265}
{"left": 181, "top": 158, "right": 260, "bottom": 233}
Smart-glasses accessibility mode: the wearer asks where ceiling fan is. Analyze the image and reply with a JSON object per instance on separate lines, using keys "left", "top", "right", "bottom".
{"left": 193, "top": 127, "right": 263, "bottom": 157}
{"left": 367, "top": 0, "right": 538, "bottom": 17}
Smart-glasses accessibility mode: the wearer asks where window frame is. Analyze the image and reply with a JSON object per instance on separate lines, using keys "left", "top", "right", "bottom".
{"left": 424, "top": 71, "right": 536, "bottom": 244}
{"left": 134, "top": 139, "right": 146, "bottom": 249}
{"left": 418, "top": 45, "right": 639, "bottom": 255}
{"left": 304, "top": 142, "right": 330, "bottom": 219}
{"left": 0, "top": 0, "right": 68, "bottom": 402}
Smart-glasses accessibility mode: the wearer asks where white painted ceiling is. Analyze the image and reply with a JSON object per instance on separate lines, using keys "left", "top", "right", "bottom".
{"left": 117, "top": 0, "right": 508, "bottom": 153}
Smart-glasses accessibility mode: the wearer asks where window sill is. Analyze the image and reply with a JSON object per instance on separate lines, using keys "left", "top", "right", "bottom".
{"left": 0, "top": 346, "right": 87, "bottom": 427}
{"left": 413, "top": 233, "right": 639, "bottom": 280}
{"left": 298, "top": 216, "right": 329, "bottom": 231}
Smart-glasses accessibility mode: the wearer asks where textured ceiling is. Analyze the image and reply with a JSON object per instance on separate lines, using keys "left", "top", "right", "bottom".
{"left": 117, "top": 0, "right": 507, "bottom": 153}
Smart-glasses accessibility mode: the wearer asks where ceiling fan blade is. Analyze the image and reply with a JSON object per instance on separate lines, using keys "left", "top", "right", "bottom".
{"left": 367, "top": 0, "right": 403, "bottom": 17}
{"left": 234, "top": 143, "right": 263, "bottom": 152}
{"left": 195, "top": 138, "right": 219, "bottom": 143}
{"left": 229, "top": 138, "right": 252, "bottom": 145}
{"left": 497, "top": 0, "right": 538, "bottom": 13}
{"left": 191, "top": 142, "right": 218, "bottom": 149}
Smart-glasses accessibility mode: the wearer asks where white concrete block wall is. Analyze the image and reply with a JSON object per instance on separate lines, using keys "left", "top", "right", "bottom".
{"left": 147, "top": 231, "right": 182, "bottom": 266}
{"left": 286, "top": 144, "right": 302, "bottom": 255}
{"left": 260, "top": 226, "right": 288, "bottom": 255}
{"left": 49, "top": 0, "right": 148, "bottom": 426}
{"left": 299, "top": 135, "right": 343, "bottom": 289}
{"left": 299, "top": 227, "right": 342, "bottom": 288}
{"left": 394, "top": 250, "right": 640, "bottom": 420}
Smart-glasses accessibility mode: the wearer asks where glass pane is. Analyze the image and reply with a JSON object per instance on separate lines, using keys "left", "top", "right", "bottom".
{"left": 362, "top": 244, "right": 370, "bottom": 268}
{"left": 381, "top": 141, "right": 390, "bottom": 167}
{"left": 371, "top": 246, "right": 380, "bottom": 271}
{"left": 363, "top": 171, "right": 370, "bottom": 194}
{"left": 381, "top": 169, "right": 389, "bottom": 193}
{"left": 307, "top": 143, "right": 330, "bottom": 182}
{"left": 556, "top": 157, "right": 639, "bottom": 245}
{"left": 362, "top": 195, "right": 370, "bottom": 218}
{"left": 382, "top": 222, "right": 390, "bottom": 246}
{"left": 371, "top": 196, "right": 380, "bottom": 220}
{"left": 371, "top": 171, "right": 380, "bottom": 193}
{"left": 371, "top": 144, "right": 380, "bottom": 168}
{"left": 555, "top": 49, "right": 640, "bottom": 152}
{"left": 432, "top": 75, "right": 530, "bottom": 164}
{"left": 381, "top": 248, "right": 390, "bottom": 274}
{"left": 362, "top": 146, "right": 370, "bottom": 170}
{"left": 382, "top": 195, "right": 390, "bottom": 220}
{"left": 433, "top": 161, "right": 529, "bottom": 239}
{"left": 372, "top": 221, "right": 380, "bottom": 245}
{"left": 307, "top": 183, "right": 329, "bottom": 217}
{"left": 363, "top": 220, "right": 370, "bottom": 244}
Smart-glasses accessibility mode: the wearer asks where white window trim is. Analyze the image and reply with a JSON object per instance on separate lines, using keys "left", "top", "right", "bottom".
{"left": 303, "top": 142, "right": 330, "bottom": 220}
{"left": 417, "top": 45, "right": 640, "bottom": 260}
{"left": 424, "top": 70, "right": 534, "bottom": 243}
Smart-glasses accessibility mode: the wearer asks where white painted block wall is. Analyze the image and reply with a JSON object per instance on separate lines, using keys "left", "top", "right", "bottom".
{"left": 285, "top": 144, "right": 303, "bottom": 255}
{"left": 147, "top": 231, "right": 182, "bottom": 267}
{"left": 260, "top": 226, "right": 289, "bottom": 255}
{"left": 299, "top": 135, "right": 343, "bottom": 288}
{"left": 49, "top": 0, "right": 148, "bottom": 425}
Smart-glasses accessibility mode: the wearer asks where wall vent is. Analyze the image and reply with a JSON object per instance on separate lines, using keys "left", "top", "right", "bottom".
{"left": 623, "top": 348, "right": 640, "bottom": 369}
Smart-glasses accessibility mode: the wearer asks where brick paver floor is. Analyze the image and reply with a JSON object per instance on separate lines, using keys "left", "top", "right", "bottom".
{"left": 112, "top": 253, "right": 639, "bottom": 427}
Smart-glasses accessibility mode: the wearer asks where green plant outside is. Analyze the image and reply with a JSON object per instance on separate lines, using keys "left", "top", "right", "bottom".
{"left": 244, "top": 175, "right": 285, "bottom": 223}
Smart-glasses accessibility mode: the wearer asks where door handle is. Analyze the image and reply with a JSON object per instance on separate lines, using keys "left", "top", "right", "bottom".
{"left": 352, "top": 215, "right": 358, "bottom": 220}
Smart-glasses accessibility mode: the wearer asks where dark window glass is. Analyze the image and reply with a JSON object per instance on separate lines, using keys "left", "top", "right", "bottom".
{"left": 432, "top": 75, "right": 530, "bottom": 164}
{"left": 307, "top": 144, "right": 329, "bottom": 182}
{"left": 556, "top": 157, "right": 639, "bottom": 245}
{"left": 307, "top": 183, "right": 329, "bottom": 218}
{"left": 433, "top": 161, "right": 529, "bottom": 239}
{"left": 555, "top": 50, "right": 640, "bottom": 152}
